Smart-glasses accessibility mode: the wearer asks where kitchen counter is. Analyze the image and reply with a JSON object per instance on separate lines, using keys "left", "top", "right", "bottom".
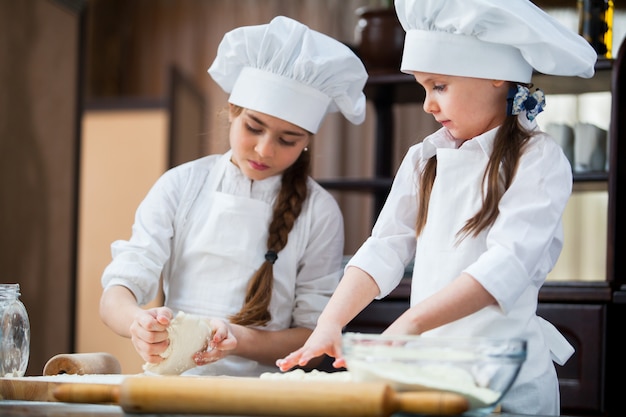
{"left": 0, "top": 401, "right": 603, "bottom": 417}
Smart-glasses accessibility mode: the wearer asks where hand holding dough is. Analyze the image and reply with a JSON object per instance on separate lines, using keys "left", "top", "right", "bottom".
{"left": 142, "top": 311, "right": 212, "bottom": 375}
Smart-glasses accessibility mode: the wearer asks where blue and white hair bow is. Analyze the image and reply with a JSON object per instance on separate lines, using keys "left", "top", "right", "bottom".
{"left": 506, "top": 85, "right": 546, "bottom": 121}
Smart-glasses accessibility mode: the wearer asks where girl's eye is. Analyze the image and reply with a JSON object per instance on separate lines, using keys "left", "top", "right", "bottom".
{"left": 246, "top": 123, "right": 297, "bottom": 146}
{"left": 246, "top": 124, "right": 262, "bottom": 134}
{"left": 433, "top": 84, "right": 445, "bottom": 92}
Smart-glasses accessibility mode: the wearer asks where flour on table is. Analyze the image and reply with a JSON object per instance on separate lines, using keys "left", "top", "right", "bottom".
{"left": 260, "top": 369, "right": 353, "bottom": 381}
{"left": 142, "top": 311, "right": 212, "bottom": 376}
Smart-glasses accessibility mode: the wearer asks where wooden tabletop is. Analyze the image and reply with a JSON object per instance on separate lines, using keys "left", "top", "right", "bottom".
{"left": 0, "top": 401, "right": 602, "bottom": 417}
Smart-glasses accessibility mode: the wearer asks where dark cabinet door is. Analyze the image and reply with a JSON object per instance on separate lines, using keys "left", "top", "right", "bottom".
{"left": 538, "top": 303, "right": 605, "bottom": 414}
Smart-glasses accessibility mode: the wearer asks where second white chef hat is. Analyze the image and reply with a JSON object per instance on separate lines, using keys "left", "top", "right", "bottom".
{"left": 395, "top": 0, "right": 597, "bottom": 83}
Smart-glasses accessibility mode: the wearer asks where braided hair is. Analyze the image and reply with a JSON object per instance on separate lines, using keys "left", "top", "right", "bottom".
{"left": 229, "top": 107, "right": 312, "bottom": 327}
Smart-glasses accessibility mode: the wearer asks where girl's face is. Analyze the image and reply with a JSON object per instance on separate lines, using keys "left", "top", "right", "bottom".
{"left": 228, "top": 105, "right": 311, "bottom": 181}
{"left": 412, "top": 72, "right": 509, "bottom": 141}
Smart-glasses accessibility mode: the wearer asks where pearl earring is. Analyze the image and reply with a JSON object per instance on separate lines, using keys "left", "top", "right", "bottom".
{"left": 304, "top": 147, "right": 308, "bottom": 152}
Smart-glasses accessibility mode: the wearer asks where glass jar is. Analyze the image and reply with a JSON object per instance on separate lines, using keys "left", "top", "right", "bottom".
{"left": 0, "top": 283, "right": 30, "bottom": 376}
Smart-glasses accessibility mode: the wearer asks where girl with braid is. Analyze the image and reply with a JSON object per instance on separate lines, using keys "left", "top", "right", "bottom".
{"left": 99, "top": 16, "right": 367, "bottom": 377}
{"left": 278, "top": 1, "right": 597, "bottom": 414}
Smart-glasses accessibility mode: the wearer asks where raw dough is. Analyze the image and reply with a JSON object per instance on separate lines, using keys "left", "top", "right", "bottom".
{"left": 142, "top": 311, "right": 212, "bottom": 375}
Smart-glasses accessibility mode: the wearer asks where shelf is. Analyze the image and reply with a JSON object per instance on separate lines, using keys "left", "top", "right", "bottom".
{"left": 539, "top": 281, "right": 612, "bottom": 303}
{"left": 317, "top": 177, "right": 392, "bottom": 193}
{"left": 532, "top": 58, "right": 613, "bottom": 95}
{"left": 319, "top": 173, "right": 607, "bottom": 193}
{"left": 363, "top": 58, "right": 613, "bottom": 101}
{"left": 573, "top": 171, "right": 609, "bottom": 182}
{"left": 364, "top": 72, "right": 423, "bottom": 104}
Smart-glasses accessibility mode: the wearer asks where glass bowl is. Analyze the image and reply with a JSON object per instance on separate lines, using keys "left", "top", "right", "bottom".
{"left": 342, "top": 332, "right": 527, "bottom": 416}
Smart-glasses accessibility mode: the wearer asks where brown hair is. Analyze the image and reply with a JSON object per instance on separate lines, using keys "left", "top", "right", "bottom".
{"left": 415, "top": 112, "right": 533, "bottom": 241}
{"left": 227, "top": 105, "right": 312, "bottom": 326}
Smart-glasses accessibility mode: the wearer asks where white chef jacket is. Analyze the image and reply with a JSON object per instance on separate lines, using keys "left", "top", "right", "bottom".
{"left": 347, "top": 116, "right": 573, "bottom": 415}
{"left": 102, "top": 151, "right": 344, "bottom": 376}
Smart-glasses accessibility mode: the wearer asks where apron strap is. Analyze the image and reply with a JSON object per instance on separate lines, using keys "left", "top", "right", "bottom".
{"left": 538, "top": 316, "right": 574, "bottom": 366}
{"left": 174, "top": 151, "right": 231, "bottom": 240}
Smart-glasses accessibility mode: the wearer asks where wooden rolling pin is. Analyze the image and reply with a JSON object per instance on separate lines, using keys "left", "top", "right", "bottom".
{"left": 53, "top": 375, "right": 469, "bottom": 416}
{"left": 43, "top": 352, "right": 121, "bottom": 375}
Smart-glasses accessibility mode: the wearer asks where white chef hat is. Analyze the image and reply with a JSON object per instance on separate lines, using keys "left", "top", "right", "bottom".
{"left": 208, "top": 16, "right": 368, "bottom": 134}
{"left": 395, "top": 0, "right": 597, "bottom": 83}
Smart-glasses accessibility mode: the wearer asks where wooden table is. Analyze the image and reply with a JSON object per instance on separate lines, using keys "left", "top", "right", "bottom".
{"left": 1, "top": 374, "right": 598, "bottom": 417}
{"left": 0, "top": 401, "right": 599, "bottom": 417}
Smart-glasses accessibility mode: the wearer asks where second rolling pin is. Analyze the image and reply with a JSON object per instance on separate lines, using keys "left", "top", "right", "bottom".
{"left": 43, "top": 352, "right": 122, "bottom": 375}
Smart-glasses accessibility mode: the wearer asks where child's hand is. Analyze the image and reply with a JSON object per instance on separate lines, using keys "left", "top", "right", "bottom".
{"left": 193, "top": 318, "right": 237, "bottom": 365}
{"left": 276, "top": 324, "right": 344, "bottom": 371}
{"left": 129, "top": 307, "right": 174, "bottom": 363}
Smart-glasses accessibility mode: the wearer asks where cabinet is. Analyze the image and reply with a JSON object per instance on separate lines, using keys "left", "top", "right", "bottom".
{"left": 330, "top": 27, "right": 626, "bottom": 417}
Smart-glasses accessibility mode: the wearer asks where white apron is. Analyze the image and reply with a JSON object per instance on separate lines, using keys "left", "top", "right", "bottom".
{"left": 165, "top": 154, "right": 299, "bottom": 376}
{"left": 412, "top": 145, "right": 571, "bottom": 414}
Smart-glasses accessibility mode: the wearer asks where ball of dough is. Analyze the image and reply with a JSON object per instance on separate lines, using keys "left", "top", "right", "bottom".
{"left": 142, "top": 311, "right": 212, "bottom": 375}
